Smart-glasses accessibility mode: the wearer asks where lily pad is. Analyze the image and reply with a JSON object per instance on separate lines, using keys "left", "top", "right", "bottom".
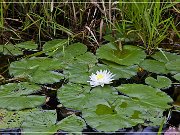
{"left": 0, "top": 44, "right": 23, "bottom": 55}
{"left": 9, "top": 57, "right": 64, "bottom": 84}
{"left": 43, "top": 39, "right": 68, "bottom": 57}
{"left": 82, "top": 86, "right": 142, "bottom": 132}
{"left": 165, "top": 59, "right": 180, "bottom": 71}
{"left": 57, "top": 83, "right": 91, "bottom": 110}
{"left": 152, "top": 51, "right": 180, "bottom": 63}
{"left": 0, "top": 109, "right": 24, "bottom": 129}
{"left": 0, "top": 109, "right": 38, "bottom": 129}
{"left": 96, "top": 43, "right": 146, "bottom": 66}
{"left": 0, "top": 82, "right": 45, "bottom": 110}
{"left": 173, "top": 73, "right": 180, "bottom": 81}
{"left": 22, "top": 110, "right": 86, "bottom": 135}
{"left": 16, "top": 41, "right": 38, "bottom": 50}
{"left": 140, "top": 59, "right": 168, "bottom": 74}
{"left": 116, "top": 84, "right": 172, "bottom": 109}
{"left": 64, "top": 62, "right": 89, "bottom": 84}
{"left": 145, "top": 76, "right": 172, "bottom": 89}
{"left": 90, "top": 63, "right": 138, "bottom": 80}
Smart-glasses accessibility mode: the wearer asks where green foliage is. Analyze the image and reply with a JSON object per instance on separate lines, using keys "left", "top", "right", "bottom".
{"left": 118, "top": 0, "right": 174, "bottom": 52}
{"left": 43, "top": 39, "right": 69, "bottom": 57}
{"left": 0, "top": 44, "right": 23, "bottom": 55}
{"left": 16, "top": 41, "right": 38, "bottom": 50}
{"left": 9, "top": 57, "right": 64, "bottom": 84}
{"left": 58, "top": 83, "right": 90, "bottom": 110}
{"left": 97, "top": 43, "right": 146, "bottom": 66}
{"left": 145, "top": 76, "right": 172, "bottom": 89}
{"left": 0, "top": 109, "right": 27, "bottom": 129}
{"left": 22, "top": 110, "right": 86, "bottom": 135}
{"left": 173, "top": 73, "right": 180, "bottom": 81}
{"left": 0, "top": 40, "right": 177, "bottom": 133}
{"left": 140, "top": 59, "right": 168, "bottom": 74}
{"left": 90, "top": 64, "right": 138, "bottom": 80}
{"left": 165, "top": 59, "right": 180, "bottom": 71}
{"left": 58, "top": 83, "right": 172, "bottom": 132}
{"left": 0, "top": 82, "right": 45, "bottom": 110}
{"left": 152, "top": 51, "right": 180, "bottom": 63}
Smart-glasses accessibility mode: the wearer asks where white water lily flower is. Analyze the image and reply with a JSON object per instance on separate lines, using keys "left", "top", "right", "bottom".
{"left": 88, "top": 70, "right": 115, "bottom": 87}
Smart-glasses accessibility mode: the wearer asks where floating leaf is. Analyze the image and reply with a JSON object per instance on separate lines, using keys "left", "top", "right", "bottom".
{"left": 22, "top": 110, "right": 86, "bottom": 135}
{"left": 82, "top": 86, "right": 142, "bottom": 132}
{"left": 109, "top": 64, "right": 138, "bottom": 79}
{"left": 173, "top": 73, "right": 180, "bottom": 81}
{"left": 57, "top": 83, "right": 90, "bottom": 110}
{"left": 90, "top": 63, "right": 137, "bottom": 80}
{"left": 16, "top": 41, "right": 37, "bottom": 50}
{"left": 97, "top": 43, "right": 146, "bottom": 66}
{"left": 140, "top": 59, "right": 168, "bottom": 74}
{"left": 0, "top": 82, "right": 45, "bottom": 110}
{"left": 63, "top": 42, "right": 87, "bottom": 58}
{"left": 116, "top": 84, "right": 172, "bottom": 109}
{"left": 43, "top": 39, "right": 68, "bottom": 56}
{"left": 152, "top": 51, "right": 180, "bottom": 63}
{"left": 0, "top": 82, "right": 41, "bottom": 95}
{"left": 145, "top": 76, "right": 172, "bottom": 89}
{"left": 165, "top": 59, "right": 180, "bottom": 71}
{"left": 75, "top": 52, "right": 98, "bottom": 66}
{"left": 0, "top": 44, "right": 23, "bottom": 55}
{"left": 9, "top": 57, "right": 64, "bottom": 84}
{"left": 0, "top": 109, "right": 36, "bottom": 129}
{"left": 64, "top": 62, "right": 89, "bottom": 84}
{"left": 0, "top": 109, "right": 23, "bottom": 129}
{"left": 58, "top": 114, "right": 86, "bottom": 132}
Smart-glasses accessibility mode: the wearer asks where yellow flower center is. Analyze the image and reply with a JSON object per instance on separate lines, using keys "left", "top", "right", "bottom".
{"left": 96, "top": 74, "right": 104, "bottom": 80}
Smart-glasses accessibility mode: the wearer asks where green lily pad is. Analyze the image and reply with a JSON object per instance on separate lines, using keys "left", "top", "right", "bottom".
{"left": 0, "top": 82, "right": 45, "bottom": 110}
{"left": 22, "top": 110, "right": 86, "bottom": 135}
{"left": 0, "top": 44, "right": 23, "bottom": 55}
{"left": 9, "top": 57, "right": 64, "bottom": 84}
{"left": 116, "top": 84, "right": 172, "bottom": 109}
{"left": 173, "top": 73, "right": 180, "bottom": 81}
{"left": 165, "top": 59, "right": 180, "bottom": 71}
{"left": 16, "top": 41, "right": 37, "bottom": 50}
{"left": 140, "top": 59, "right": 168, "bottom": 74}
{"left": 58, "top": 83, "right": 91, "bottom": 110}
{"left": 63, "top": 42, "right": 87, "bottom": 58}
{"left": 152, "top": 51, "right": 180, "bottom": 63}
{"left": 145, "top": 76, "right": 172, "bottom": 89}
{"left": 0, "top": 109, "right": 25, "bottom": 129}
{"left": 0, "top": 109, "right": 39, "bottom": 129}
{"left": 90, "top": 63, "right": 137, "bottom": 80}
{"left": 97, "top": 43, "right": 146, "bottom": 66}
{"left": 64, "top": 62, "right": 89, "bottom": 84}
{"left": 75, "top": 52, "right": 98, "bottom": 66}
{"left": 82, "top": 86, "right": 142, "bottom": 132}
{"left": 43, "top": 39, "right": 68, "bottom": 57}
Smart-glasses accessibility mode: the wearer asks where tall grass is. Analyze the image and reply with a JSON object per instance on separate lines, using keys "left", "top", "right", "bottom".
{"left": 118, "top": 0, "right": 176, "bottom": 54}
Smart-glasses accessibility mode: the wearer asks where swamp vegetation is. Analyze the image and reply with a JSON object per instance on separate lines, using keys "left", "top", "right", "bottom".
{"left": 0, "top": 0, "right": 180, "bottom": 134}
